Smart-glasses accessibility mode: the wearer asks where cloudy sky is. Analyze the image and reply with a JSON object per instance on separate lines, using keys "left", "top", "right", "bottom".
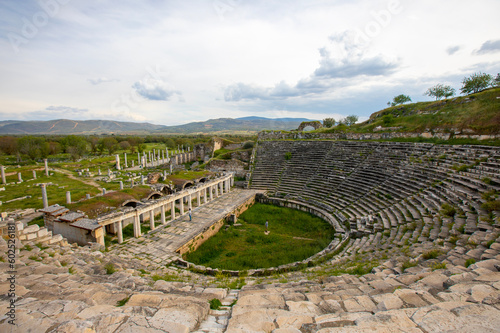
{"left": 1, "top": 0, "right": 499, "bottom": 126}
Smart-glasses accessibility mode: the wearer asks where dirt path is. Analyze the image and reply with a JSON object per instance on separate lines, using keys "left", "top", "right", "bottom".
{"left": 52, "top": 168, "right": 103, "bottom": 190}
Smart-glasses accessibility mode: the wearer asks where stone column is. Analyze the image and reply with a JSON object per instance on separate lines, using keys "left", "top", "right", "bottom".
{"left": 161, "top": 205, "right": 166, "bottom": 224}
{"left": 171, "top": 201, "right": 176, "bottom": 221}
{"left": 150, "top": 210, "right": 155, "bottom": 231}
{"left": 141, "top": 175, "right": 145, "bottom": 185}
{"left": 197, "top": 191, "right": 201, "bottom": 207}
{"left": 219, "top": 182, "right": 223, "bottom": 195}
{"left": 17, "top": 173, "right": 22, "bottom": 183}
{"left": 41, "top": 184, "right": 48, "bottom": 208}
{"left": 1, "top": 166, "right": 5, "bottom": 184}
{"left": 124, "top": 153, "right": 128, "bottom": 168}
{"left": 134, "top": 211, "right": 141, "bottom": 237}
{"left": 204, "top": 187, "right": 207, "bottom": 204}
{"left": 115, "top": 154, "right": 121, "bottom": 170}
{"left": 102, "top": 188, "right": 106, "bottom": 195}
{"left": 86, "top": 194, "right": 91, "bottom": 200}
{"left": 98, "top": 168, "right": 101, "bottom": 176}
{"left": 215, "top": 183, "right": 219, "bottom": 197}
{"left": 131, "top": 160, "right": 134, "bottom": 167}
{"left": 117, "top": 220, "right": 123, "bottom": 244}
{"left": 188, "top": 194, "right": 192, "bottom": 210}
{"left": 210, "top": 186, "right": 213, "bottom": 201}
{"left": 44, "top": 159, "right": 49, "bottom": 177}
{"left": 170, "top": 164, "right": 173, "bottom": 173}
{"left": 179, "top": 197, "right": 184, "bottom": 216}
{"left": 230, "top": 176, "right": 234, "bottom": 187}
{"left": 137, "top": 153, "right": 140, "bottom": 166}
{"left": 32, "top": 170, "right": 36, "bottom": 180}
{"left": 66, "top": 191, "right": 71, "bottom": 204}
{"left": 119, "top": 181, "right": 124, "bottom": 190}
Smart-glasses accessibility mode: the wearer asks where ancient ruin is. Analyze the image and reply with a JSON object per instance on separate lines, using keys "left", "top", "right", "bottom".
{"left": 1, "top": 138, "right": 500, "bottom": 332}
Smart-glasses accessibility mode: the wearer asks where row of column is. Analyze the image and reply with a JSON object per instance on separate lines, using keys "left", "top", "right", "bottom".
{"left": 113, "top": 177, "right": 232, "bottom": 243}
{"left": 1, "top": 159, "right": 49, "bottom": 185}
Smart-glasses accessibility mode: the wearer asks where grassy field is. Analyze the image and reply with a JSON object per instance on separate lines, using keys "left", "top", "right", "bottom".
{"left": 313, "top": 87, "right": 500, "bottom": 136}
{"left": 184, "top": 203, "right": 336, "bottom": 270}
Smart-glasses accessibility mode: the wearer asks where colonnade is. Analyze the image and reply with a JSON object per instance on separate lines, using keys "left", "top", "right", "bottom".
{"left": 99, "top": 175, "right": 234, "bottom": 243}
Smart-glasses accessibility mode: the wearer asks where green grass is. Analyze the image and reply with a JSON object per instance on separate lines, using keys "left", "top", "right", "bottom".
{"left": 422, "top": 249, "right": 442, "bottom": 260}
{"left": 431, "top": 262, "right": 447, "bottom": 271}
{"left": 209, "top": 298, "right": 222, "bottom": 310}
{"left": 104, "top": 262, "right": 116, "bottom": 274}
{"left": 116, "top": 296, "right": 130, "bottom": 307}
{"left": 184, "top": 203, "right": 336, "bottom": 270}
{"left": 465, "top": 258, "right": 476, "bottom": 268}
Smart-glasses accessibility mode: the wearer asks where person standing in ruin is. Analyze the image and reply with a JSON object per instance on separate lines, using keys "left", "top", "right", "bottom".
{"left": 188, "top": 207, "right": 192, "bottom": 221}
{"left": 265, "top": 220, "right": 268, "bottom": 232}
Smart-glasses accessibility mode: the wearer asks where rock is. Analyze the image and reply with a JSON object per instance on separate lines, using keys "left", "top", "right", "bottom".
{"left": 149, "top": 299, "right": 209, "bottom": 331}
{"left": 203, "top": 287, "right": 227, "bottom": 300}
{"left": 372, "top": 294, "right": 403, "bottom": 311}
{"left": 343, "top": 296, "right": 376, "bottom": 313}
{"left": 275, "top": 314, "right": 313, "bottom": 330}
{"left": 237, "top": 294, "right": 286, "bottom": 309}
{"left": 355, "top": 310, "right": 417, "bottom": 329}
{"left": 273, "top": 328, "right": 302, "bottom": 333}
{"left": 47, "top": 320, "right": 96, "bottom": 332}
{"left": 393, "top": 289, "right": 428, "bottom": 308}
{"left": 467, "top": 285, "right": 498, "bottom": 303}
{"left": 286, "top": 301, "right": 322, "bottom": 316}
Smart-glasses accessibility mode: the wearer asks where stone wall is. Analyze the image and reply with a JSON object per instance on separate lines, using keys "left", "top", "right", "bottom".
{"left": 258, "top": 131, "right": 500, "bottom": 141}
{"left": 207, "top": 159, "right": 247, "bottom": 177}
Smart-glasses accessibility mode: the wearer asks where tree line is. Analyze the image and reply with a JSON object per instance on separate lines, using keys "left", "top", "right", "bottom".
{"left": 0, "top": 135, "right": 219, "bottom": 162}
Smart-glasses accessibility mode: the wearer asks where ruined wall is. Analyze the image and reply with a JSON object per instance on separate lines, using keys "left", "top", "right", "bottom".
{"left": 207, "top": 159, "right": 247, "bottom": 177}
{"left": 258, "top": 131, "right": 500, "bottom": 141}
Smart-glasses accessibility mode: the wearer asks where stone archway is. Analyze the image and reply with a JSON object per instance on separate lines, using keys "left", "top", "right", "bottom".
{"left": 297, "top": 121, "right": 323, "bottom": 131}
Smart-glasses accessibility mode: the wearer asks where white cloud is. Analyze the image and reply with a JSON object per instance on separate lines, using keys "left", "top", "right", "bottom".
{"left": 0, "top": 0, "right": 499, "bottom": 125}
{"left": 132, "top": 79, "right": 181, "bottom": 101}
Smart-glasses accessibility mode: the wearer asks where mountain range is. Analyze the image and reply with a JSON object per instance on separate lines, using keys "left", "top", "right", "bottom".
{"left": 0, "top": 117, "right": 314, "bottom": 135}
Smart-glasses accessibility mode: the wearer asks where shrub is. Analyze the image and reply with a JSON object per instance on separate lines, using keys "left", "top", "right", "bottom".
{"left": 431, "top": 262, "right": 447, "bottom": 271}
{"left": 284, "top": 152, "right": 292, "bottom": 160}
{"left": 465, "top": 258, "right": 476, "bottom": 268}
{"left": 440, "top": 203, "right": 456, "bottom": 217}
{"left": 422, "top": 249, "right": 441, "bottom": 260}
{"left": 402, "top": 260, "right": 418, "bottom": 272}
{"left": 243, "top": 142, "right": 254, "bottom": 149}
{"left": 116, "top": 296, "right": 130, "bottom": 307}
{"left": 104, "top": 262, "right": 116, "bottom": 275}
{"left": 209, "top": 298, "right": 223, "bottom": 310}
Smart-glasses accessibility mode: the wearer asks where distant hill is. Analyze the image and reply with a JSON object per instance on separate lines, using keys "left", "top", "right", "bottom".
{"left": 0, "top": 119, "right": 165, "bottom": 135}
{"left": 0, "top": 117, "right": 314, "bottom": 135}
{"left": 159, "top": 117, "right": 314, "bottom": 134}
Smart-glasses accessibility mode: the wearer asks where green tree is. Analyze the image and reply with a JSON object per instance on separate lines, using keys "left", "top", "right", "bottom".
{"left": 60, "top": 135, "right": 88, "bottom": 160}
{"left": 388, "top": 94, "right": 411, "bottom": 107}
{"left": 137, "top": 143, "right": 147, "bottom": 154}
{"left": 424, "top": 84, "right": 456, "bottom": 100}
{"left": 99, "top": 137, "right": 119, "bottom": 155}
{"left": 493, "top": 73, "right": 500, "bottom": 87}
{"left": 323, "top": 118, "right": 336, "bottom": 128}
{"left": 18, "top": 136, "right": 49, "bottom": 160}
{"left": 344, "top": 115, "right": 359, "bottom": 126}
{"left": 460, "top": 72, "right": 492, "bottom": 95}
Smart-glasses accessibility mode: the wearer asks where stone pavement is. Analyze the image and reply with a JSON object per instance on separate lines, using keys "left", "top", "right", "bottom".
{"left": 109, "top": 189, "right": 262, "bottom": 266}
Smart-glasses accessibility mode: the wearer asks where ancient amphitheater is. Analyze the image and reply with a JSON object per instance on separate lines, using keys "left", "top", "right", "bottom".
{"left": 2, "top": 139, "right": 500, "bottom": 332}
